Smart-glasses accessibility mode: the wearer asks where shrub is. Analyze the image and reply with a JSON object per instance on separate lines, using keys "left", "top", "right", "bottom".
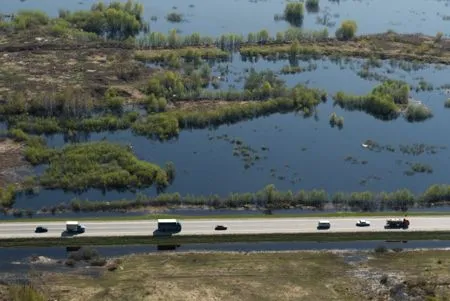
{"left": 305, "top": 0, "right": 319, "bottom": 12}
{"left": 69, "top": 247, "right": 100, "bottom": 261}
{"left": 166, "top": 12, "right": 183, "bottom": 23}
{"left": 404, "top": 103, "right": 433, "bottom": 122}
{"left": 90, "top": 258, "right": 107, "bottom": 266}
{"left": 335, "top": 20, "right": 357, "bottom": 40}
{"left": 444, "top": 98, "right": 450, "bottom": 108}
{"left": 374, "top": 245, "right": 388, "bottom": 253}
{"left": 12, "top": 10, "right": 49, "bottom": 30}
{"left": 329, "top": 112, "right": 344, "bottom": 129}
{"left": 283, "top": 2, "right": 304, "bottom": 25}
{"left": 334, "top": 81, "right": 409, "bottom": 119}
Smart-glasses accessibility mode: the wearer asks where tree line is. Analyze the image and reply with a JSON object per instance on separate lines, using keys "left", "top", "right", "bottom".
{"left": 11, "top": 183, "right": 450, "bottom": 215}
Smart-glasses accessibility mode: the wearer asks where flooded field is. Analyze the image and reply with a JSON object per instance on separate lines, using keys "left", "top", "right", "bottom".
{"left": 2, "top": 0, "right": 450, "bottom": 36}
{"left": 10, "top": 55, "right": 450, "bottom": 210}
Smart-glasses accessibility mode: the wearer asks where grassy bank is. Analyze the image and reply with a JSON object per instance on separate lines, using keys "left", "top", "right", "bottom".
{"left": 3, "top": 231, "right": 450, "bottom": 247}
{"left": 4, "top": 250, "right": 450, "bottom": 301}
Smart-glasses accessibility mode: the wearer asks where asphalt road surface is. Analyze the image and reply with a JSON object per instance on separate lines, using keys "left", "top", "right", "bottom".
{"left": 0, "top": 216, "right": 449, "bottom": 239}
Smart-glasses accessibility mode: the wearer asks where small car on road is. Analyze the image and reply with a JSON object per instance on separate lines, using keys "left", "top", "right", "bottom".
{"left": 356, "top": 220, "right": 371, "bottom": 227}
{"left": 35, "top": 226, "right": 48, "bottom": 233}
{"left": 215, "top": 225, "right": 227, "bottom": 231}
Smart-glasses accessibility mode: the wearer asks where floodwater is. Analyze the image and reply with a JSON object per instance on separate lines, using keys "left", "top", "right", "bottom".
{"left": 2, "top": 1, "right": 450, "bottom": 211}
{"left": 12, "top": 56, "right": 450, "bottom": 210}
{"left": 1, "top": 239, "right": 450, "bottom": 274}
{"left": 1, "top": 0, "right": 450, "bottom": 36}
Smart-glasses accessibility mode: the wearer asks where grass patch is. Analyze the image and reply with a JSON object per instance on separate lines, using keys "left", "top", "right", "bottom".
{"left": 4, "top": 231, "right": 450, "bottom": 247}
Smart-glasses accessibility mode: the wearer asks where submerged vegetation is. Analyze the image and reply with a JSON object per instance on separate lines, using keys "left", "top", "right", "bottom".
{"left": 329, "top": 112, "right": 344, "bottom": 129}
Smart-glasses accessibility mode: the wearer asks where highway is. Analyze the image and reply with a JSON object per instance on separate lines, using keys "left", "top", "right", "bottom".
{"left": 0, "top": 216, "right": 449, "bottom": 239}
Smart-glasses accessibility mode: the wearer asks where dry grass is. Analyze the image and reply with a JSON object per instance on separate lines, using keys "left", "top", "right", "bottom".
{"left": 3, "top": 250, "right": 450, "bottom": 300}
{"left": 0, "top": 138, "right": 27, "bottom": 186}
{"left": 171, "top": 100, "right": 250, "bottom": 112}
{"left": 0, "top": 46, "right": 150, "bottom": 100}
{"left": 241, "top": 33, "right": 450, "bottom": 64}
{"left": 37, "top": 252, "right": 361, "bottom": 301}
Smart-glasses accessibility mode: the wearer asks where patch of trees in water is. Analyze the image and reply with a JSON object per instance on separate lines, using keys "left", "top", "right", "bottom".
{"left": 1, "top": 1, "right": 147, "bottom": 40}
{"left": 334, "top": 80, "right": 433, "bottom": 122}
{"left": 4, "top": 131, "right": 174, "bottom": 193}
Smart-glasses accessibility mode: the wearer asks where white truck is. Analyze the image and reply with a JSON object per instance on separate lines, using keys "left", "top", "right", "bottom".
{"left": 157, "top": 219, "right": 182, "bottom": 233}
{"left": 66, "top": 221, "right": 86, "bottom": 234}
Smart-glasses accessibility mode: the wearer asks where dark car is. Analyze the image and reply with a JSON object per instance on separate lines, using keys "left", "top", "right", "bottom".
{"left": 35, "top": 226, "right": 48, "bottom": 233}
{"left": 215, "top": 225, "right": 227, "bottom": 231}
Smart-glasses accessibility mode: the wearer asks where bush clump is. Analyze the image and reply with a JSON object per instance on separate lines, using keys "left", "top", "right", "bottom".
{"left": 329, "top": 112, "right": 344, "bottom": 129}
{"left": 305, "top": 0, "right": 319, "bottom": 12}
{"left": 283, "top": 2, "right": 304, "bottom": 25}
{"left": 404, "top": 103, "right": 433, "bottom": 122}
{"left": 333, "top": 80, "right": 409, "bottom": 119}
{"left": 38, "top": 141, "right": 171, "bottom": 191}
{"left": 166, "top": 12, "right": 183, "bottom": 23}
{"left": 335, "top": 20, "right": 357, "bottom": 40}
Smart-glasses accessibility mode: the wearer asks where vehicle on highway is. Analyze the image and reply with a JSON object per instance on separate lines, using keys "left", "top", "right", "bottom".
{"left": 66, "top": 221, "right": 85, "bottom": 234}
{"left": 317, "top": 220, "right": 331, "bottom": 230}
{"left": 214, "top": 225, "right": 227, "bottom": 231}
{"left": 34, "top": 226, "right": 48, "bottom": 233}
{"left": 157, "top": 219, "right": 182, "bottom": 233}
{"left": 356, "top": 220, "right": 371, "bottom": 227}
{"left": 384, "top": 218, "right": 409, "bottom": 229}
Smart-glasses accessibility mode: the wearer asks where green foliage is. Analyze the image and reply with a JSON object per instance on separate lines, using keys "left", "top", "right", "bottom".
{"left": 404, "top": 103, "right": 433, "bottom": 122}
{"left": 333, "top": 81, "right": 410, "bottom": 119}
{"left": 132, "top": 113, "right": 180, "bottom": 140}
{"left": 0, "top": 184, "right": 17, "bottom": 209}
{"left": 133, "top": 87, "right": 326, "bottom": 140}
{"left": 283, "top": 2, "right": 304, "bottom": 25}
{"left": 137, "top": 28, "right": 328, "bottom": 49}
{"left": 329, "top": 112, "right": 344, "bottom": 129}
{"left": 60, "top": 0, "right": 146, "bottom": 39}
{"left": 8, "top": 285, "right": 46, "bottom": 301}
{"left": 445, "top": 98, "right": 450, "bottom": 108}
{"left": 335, "top": 20, "right": 357, "bottom": 40}
{"left": 305, "top": 0, "right": 319, "bottom": 12}
{"left": 38, "top": 141, "right": 171, "bottom": 191}
{"left": 166, "top": 12, "right": 183, "bottom": 23}
{"left": 372, "top": 80, "right": 410, "bottom": 105}
{"left": 422, "top": 185, "right": 450, "bottom": 204}
{"left": 12, "top": 10, "right": 49, "bottom": 30}
{"left": 45, "top": 184, "right": 450, "bottom": 213}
